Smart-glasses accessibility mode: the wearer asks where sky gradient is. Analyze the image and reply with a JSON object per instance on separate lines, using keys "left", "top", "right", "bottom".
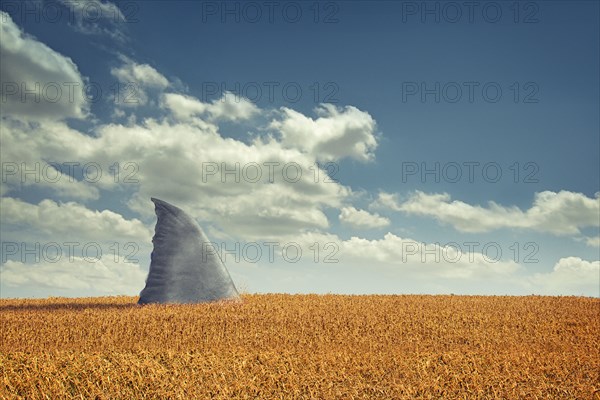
{"left": 1, "top": 0, "right": 599, "bottom": 298}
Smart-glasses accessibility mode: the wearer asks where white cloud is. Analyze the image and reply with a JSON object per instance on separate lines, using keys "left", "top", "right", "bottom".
{"left": 111, "top": 58, "right": 169, "bottom": 106}
{"left": 111, "top": 59, "right": 169, "bottom": 89}
{"left": 57, "top": 0, "right": 127, "bottom": 41}
{"left": 162, "top": 92, "right": 259, "bottom": 122}
{"left": 99, "top": 117, "right": 348, "bottom": 238}
{"left": 0, "top": 20, "right": 371, "bottom": 242}
{"left": 0, "top": 118, "right": 125, "bottom": 197}
{"left": 270, "top": 104, "right": 378, "bottom": 162}
{"left": 209, "top": 91, "right": 261, "bottom": 121}
{"left": 529, "top": 257, "right": 599, "bottom": 296}
{"left": 282, "top": 231, "right": 521, "bottom": 281}
{"left": 0, "top": 161, "right": 99, "bottom": 201}
{"left": 0, "top": 255, "right": 146, "bottom": 295}
{"left": 341, "top": 233, "right": 520, "bottom": 279}
{"left": 376, "top": 190, "right": 600, "bottom": 235}
{"left": 2, "top": 79, "right": 366, "bottom": 239}
{"left": 585, "top": 236, "right": 600, "bottom": 247}
{"left": 339, "top": 206, "right": 390, "bottom": 229}
{"left": 161, "top": 93, "right": 207, "bottom": 120}
{"left": 371, "top": 191, "right": 403, "bottom": 211}
{"left": 0, "top": 197, "right": 151, "bottom": 297}
{"left": 0, "top": 11, "right": 88, "bottom": 120}
{"left": 0, "top": 112, "right": 353, "bottom": 239}
{"left": 1, "top": 197, "right": 152, "bottom": 242}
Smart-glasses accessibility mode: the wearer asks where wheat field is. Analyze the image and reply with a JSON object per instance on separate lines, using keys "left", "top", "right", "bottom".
{"left": 0, "top": 294, "right": 598, "bottom": 399}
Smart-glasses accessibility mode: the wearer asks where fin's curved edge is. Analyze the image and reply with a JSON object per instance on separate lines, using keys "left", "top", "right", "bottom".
{"left": 138, "top": 198, "right": 242, "bottom": 305}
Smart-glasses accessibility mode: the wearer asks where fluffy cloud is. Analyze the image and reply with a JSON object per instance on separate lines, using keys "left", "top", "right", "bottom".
{"left": 112, "top": 59, "right": 169, "bottom": 89}
{"left": 111, "top": 58, "right": 169, "bottom": 107}
{"left": 97, "top": 116, "right": 349, "bottom": 238}
{"left": 375, "top": 190, "right": 600, "bottom": 235}
{"left": 0, "top": 255, "right": 147, "bottom": 296}
{"left": 270, "top": 104, "right": 378, "bottom": 162}
{"left": 215, "top": 230, "right": 526, "bottom": 293}
{"left": 1, "top": 17, "right": 377, "bottom": 242}
{"left": 371, "top": 192, "right": 403, "bottom": 211}
{"left": 339, "top": 207, "right": 390, "bottom": 229}
{"left": 1, "top": 197, "right": 152, "bottom": 243}
{"left": 0, "top": 11, "right": 88, "bottom": 120}
{"left": 285, "top": 233, "right": 599, "bottom": 296}
{"left": 161, "top": 93, "right": 207, "bottom": 120}
{"left": 162, "top": 92, "right": 259, "bottom": 122}
{"left": 0, "top": 197, "right": 151, "bottom": 297}
{"left": 529, "top": 257, "right": 600, "bottom": 296}
{"left": 339, "top": 233, "right": 520, "bottom": 279}
{"left": 0, "top": 107, "right": 352, "bottom": 239}
{"left": 0, "top": 119, "right": 117, "bottom": 198}
{"left": 0, "top": 161, "right": 100, "bottom": 201}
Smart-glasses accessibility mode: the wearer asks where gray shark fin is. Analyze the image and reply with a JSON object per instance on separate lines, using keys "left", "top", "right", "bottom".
{"left": 138, "top": 198, "right": 240, "bottom": 304}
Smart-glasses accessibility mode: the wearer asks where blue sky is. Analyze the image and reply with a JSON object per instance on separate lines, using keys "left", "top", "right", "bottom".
{"left": 1, "top": 0, "right": 598, "bottom": 298}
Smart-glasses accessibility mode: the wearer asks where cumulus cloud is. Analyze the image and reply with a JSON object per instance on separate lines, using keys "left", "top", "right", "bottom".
{"left": 96, "top": 116, "right": 349, "bottom": 238}
{"left": 375, "top": 190, "right": 600, "bottom": 235}
{"left": 0, "top": 118, "right": 132, "bottom": 198}
{"left": 1, "top": 197, "right": 152, "bottom": 242}
{"left": 161, "top": 93, "right": 207, "bottom": 120}
{"left": 0, "top": 161, "right": 99, "bottom": 201}
{"left": 371, "top": 192, "right": 403, "bottom": 211}
{"left": 529, "top": 257, "right": 600, "bottom": 296}
{"left": 281, "top": 231, "right": 521, "bottom": 281}
{"left": 342, "top": 233, "right": 520, "bottom": 278}
{"left": 0, "top": 11, "right": 88, "bottom": 120}
{"left": 162, "top": 92, "right": 259, "bottom": 122}
{"left": 111, "top": 58, "right": 169, "bottom": 107}
{"left": 0, "top": 255, "right": 147, "bottom": 295}
{"left": 0, "top": 196, "right": 152, "bottom": 297}
{"left": 339, "top": 207, "right": 390, "bottom": 229}
{"left": 0, "top": 111, "right": 353, "bottom": 239}
{"left": 112, "top": 59, "right": 169, "bottom": 89}
{"left": 270, "top": 104, "right": 378, "bottom": 162}
{"left": 0, "top": 18, "right": 376, "bottom": 243}
{"left": 0, "top": 195, "right": 151, "bottom": 297}
{"left": 0, "top": 93, "right": 370, "bottom": 241}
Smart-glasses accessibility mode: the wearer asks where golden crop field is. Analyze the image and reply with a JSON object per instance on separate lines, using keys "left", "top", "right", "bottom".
{"left": 0, "top": 294, "right": 598, "bottom": 399}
